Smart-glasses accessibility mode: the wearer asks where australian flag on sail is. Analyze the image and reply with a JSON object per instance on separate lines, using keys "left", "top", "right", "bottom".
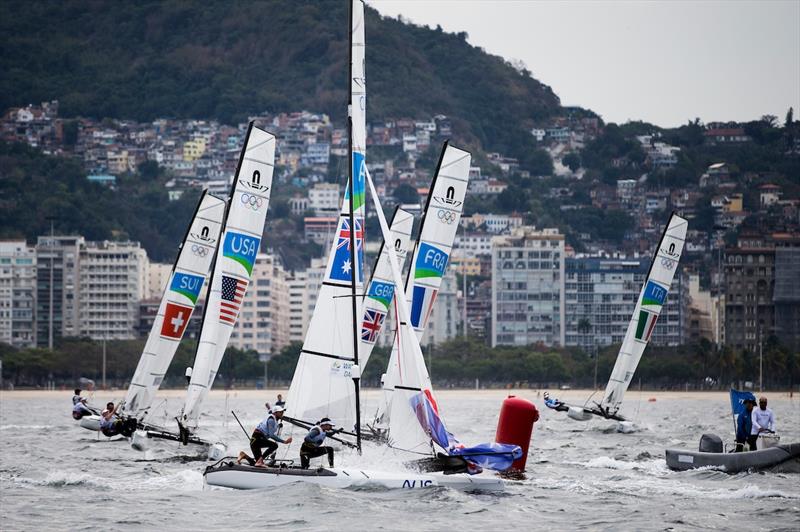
{"left": 730, "top": 389, "right": 756, "bottom": 418}
{"left": 361, "top": 308, "right": 386, "bottom": 343}
{"left": 329, "top": 217, "right": 364, "bottom": 283}
{"left": 450, "top": 442, "right": 523, "bottom": 473}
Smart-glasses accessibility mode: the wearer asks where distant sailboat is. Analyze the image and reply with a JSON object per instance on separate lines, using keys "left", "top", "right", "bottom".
{"left": 78, "top": 190, "right": 225, "bottom": 437}
{"left": 125, "top": 190, "right": 226, "bottom": 419}
{"left": 358, "top": 207, "right": 414, "bottom": 371}
{"left": 545, "top": 212, "right": 688, "bottom": 424}
{"left": 180, "top": 123, "right": 276, "bottom": 436}
{"left": 372, "top": 141, "right": 471, "bottom": 437}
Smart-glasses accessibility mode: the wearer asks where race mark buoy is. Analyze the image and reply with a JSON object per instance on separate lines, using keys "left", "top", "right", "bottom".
{"left": 495, "top": 395, "right": 539, "bottom": 472}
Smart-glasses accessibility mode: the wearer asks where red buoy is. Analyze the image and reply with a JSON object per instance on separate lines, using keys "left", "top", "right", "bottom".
{"left": 495, "top": 395, "right": 539, "bottom": 472}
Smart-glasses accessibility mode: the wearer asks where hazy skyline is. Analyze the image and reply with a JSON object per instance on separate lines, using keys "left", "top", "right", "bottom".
{"left": 372, "top": 0, "right": 800, "bottom": 127}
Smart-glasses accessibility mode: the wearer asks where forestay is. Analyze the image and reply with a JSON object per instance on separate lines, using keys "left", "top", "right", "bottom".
{"left": 376, "top": 142, "right": 471, "bottom": 431}
{"left": 358, "top": 208, "right": 413, "bottom": 369}
{"left": 285, "top": 0, "right": 367, "bottom": 432}
{"left": 181, "top": 124, "right": 276, "bottom": 428}
{"left": 600, "top": 213, "right": 688, "bottom": 415}
{"left": 123, "top": 191, "right": 225, "bottom": 419}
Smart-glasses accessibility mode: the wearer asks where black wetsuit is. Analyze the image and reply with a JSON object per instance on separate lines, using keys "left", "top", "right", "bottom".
{"left": 300, "top": 426, "right": 334, "bottom": 468}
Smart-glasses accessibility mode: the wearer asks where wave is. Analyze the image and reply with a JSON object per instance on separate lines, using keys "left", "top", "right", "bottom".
{"left": 0, "top": 424, "right": 50, "bottom": 430}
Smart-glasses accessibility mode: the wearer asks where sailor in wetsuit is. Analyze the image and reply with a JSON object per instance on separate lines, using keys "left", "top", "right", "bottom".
{"left": 300, "top": 417, "right": 340, "bottom": 469}
{"left": 238, "top": 406, "right": 292, "bottom": 467}
{"left": 72, "top": 389, "right": 93, "bottom": 419}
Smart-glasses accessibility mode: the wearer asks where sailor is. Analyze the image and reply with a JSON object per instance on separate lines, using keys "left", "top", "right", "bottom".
{"left": 751, "top": 396, "right": 776, "bottom": 441}
{"left": 239, "top": 405, "right": 292, "bottom": 467}
{"left": 100, "top": 402, "right": 122, "bottom": 437}
{"left": 300, "top": 417, "right": 339, "bottom": 469}
{"left": 71, "top": 389, "right": 93, "bottom": 419}
{"left": 275, "top": 394, "right": 286, "bottom": 408}
{"left": 735, "top": 398, "right": 756, "bottom": 452}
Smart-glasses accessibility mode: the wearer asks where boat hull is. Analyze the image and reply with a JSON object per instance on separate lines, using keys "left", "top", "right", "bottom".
{"left": 204, "top": 462, "right": 505, "bottom": 491}
{"left": 79, "top": 415, "right": 101, "bottom": 431}
{"left": 131, "top": 429, "right": 226, "bottom": 460}
{"left": 665, "top": 443, "right": 800, "bottom": 473}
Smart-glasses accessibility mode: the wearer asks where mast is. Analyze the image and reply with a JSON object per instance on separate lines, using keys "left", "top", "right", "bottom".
{"left": 347, "top": 0, "right": 362, "bottom": 454}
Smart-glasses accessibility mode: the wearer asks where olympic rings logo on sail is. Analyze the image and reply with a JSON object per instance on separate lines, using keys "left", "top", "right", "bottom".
{"left": 437, "top": 209, "right": 456, "bottom": 224}
{"left": 191, "top": 244, "right": 209, "bottom": 257}
{"left": 240, "top": 193, "right": 264, "bottom": 211}
{"left": 660, "top": 256, "right": 675, "bottom": 270}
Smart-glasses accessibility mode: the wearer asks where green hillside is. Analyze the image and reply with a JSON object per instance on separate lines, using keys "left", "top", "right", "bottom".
{"left": 0, "top": 0, "right": 562, "bottom": 165}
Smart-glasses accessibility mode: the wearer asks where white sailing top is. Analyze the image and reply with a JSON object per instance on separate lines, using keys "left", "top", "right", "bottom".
{"left": 751, "top": 407, "right": 775, "bottom": 434}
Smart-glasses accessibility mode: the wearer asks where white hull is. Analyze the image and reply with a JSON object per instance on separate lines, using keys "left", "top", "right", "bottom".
{"left": 79, "top": 415, "right": 101, "bottom": 431}
{"left": 131, "top": 429, "right": 226, "bottom": 460}
{"left": 204, "top": 463, "right": 505, "bottom": 491}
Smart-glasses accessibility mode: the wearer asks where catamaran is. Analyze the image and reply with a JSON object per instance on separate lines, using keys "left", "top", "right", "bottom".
{"left": 176, "top": 123, "right": 276, "bottom": 444}
{"left": 545, "top": 212, "right": 688, "bottom": 427}
{"left": 77, "top": 190, "right": 225, "bottom": 439}
{"left": 203, "top": 0, "right": 520, "bottom": 490}
{"left": 370, "top": 140, "right": 471, "bottom": 441}
{"left": 124, "top": 123, "right": 276, "bottom": 457}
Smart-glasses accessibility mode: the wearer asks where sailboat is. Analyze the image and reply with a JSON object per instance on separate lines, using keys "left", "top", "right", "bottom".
{"left": 124, "top": 123, "right": 276, "bottom": 457}
{"left": 177, "top": 123, "right": 276, "bottom": 443}
{"left": 545, "top": 212, "right": 688, "bottom": 427}
{"left": 371, "top": 141, "right": 471, "bottom": 439}
{"left": 78, "top": 190, "right": 225, "bottom": 437}
{"left": 358, "top": 207, "right": 414, "bottom": 372}
{"left": 203, "top": 0, "right": 519, "bottom": 490}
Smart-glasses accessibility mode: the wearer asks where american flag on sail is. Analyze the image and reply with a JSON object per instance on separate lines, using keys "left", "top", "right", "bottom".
{"left": 361, "top": 308, "right": 386, "bottom": 343}
{"left": 220, "top": 275, "right": 247, "bottom": 325}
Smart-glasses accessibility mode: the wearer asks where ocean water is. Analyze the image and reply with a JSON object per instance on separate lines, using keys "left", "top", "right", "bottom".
{"left": 1, "top": 389, "right": 798, "bottom": 531}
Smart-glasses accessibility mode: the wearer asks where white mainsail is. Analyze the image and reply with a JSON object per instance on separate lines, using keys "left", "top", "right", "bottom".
{"left": 376, "top": 142, "right": 471, "bottom": 430}
{"left": 600, "top": 213, "right": 688, "bottom": 415}
{"left": 358, "top": 207, "right": 413, "bottom": 370}
{"left": 181, "top": 124, "right": 276, "bottom": 428}
{"left": 284, "top": 0, "right": 367, "bottom": 433}
{"left": 123, "top": 190, "right": 225, "bottom": 419}
{"left": 363, "top": 166, "right": 444, "bottom": 455}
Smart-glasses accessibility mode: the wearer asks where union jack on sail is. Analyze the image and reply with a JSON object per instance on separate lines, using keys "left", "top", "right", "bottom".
{"left": 361, "top": 308, "right": 386, "bottom": 343}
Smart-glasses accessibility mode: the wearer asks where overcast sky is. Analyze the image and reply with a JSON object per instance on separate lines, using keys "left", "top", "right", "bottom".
{"left": 371, "top": 0, "right": 800, "bottom": 127}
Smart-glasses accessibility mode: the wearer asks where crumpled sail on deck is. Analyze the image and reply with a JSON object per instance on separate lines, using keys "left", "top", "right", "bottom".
{"left": 285, "top": 0, "right": 367, "bottom": 432}
{"left": 181, "top": 124, "right": 276, "bottom": 428}
{"left": 123, "top": 191, "right": 225, "bottom": 419}
{"left": 375, "top": 142, "right": 471, "bottom": 431}
{"left": 358, "top": 207, "right": 413, "bottom": 369}
{"left": 600, "top": 212, "right": 688, "bottom": 416}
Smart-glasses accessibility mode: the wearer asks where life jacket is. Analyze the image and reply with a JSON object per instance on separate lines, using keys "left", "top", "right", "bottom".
{"left": 305, "top": 425, "right": 327, "bottom": 447}
{"left": 256, "top": 414, "right": 277, "bottom": 436}
{"left": 72, "top": 395, "right": 82, "bottom": 405}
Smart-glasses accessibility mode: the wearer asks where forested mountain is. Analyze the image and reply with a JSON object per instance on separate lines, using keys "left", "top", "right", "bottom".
{"left": 0, "top": 0, "right": 563, "bottom": 164}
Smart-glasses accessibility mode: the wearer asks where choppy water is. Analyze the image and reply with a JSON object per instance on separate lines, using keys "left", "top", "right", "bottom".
{"left": 1, "top": 389, "right": 798, "bottom": 531}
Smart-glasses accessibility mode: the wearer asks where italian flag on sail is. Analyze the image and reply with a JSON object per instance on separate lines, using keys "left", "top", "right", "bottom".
{"left": 635, "top": 309, "right": 659, "bottom": 342}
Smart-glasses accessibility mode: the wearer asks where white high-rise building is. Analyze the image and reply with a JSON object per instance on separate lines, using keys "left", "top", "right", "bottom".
{"left": 35, "top": 235, "right": 85, "bottom": 346}
{"left": 287, "top": 257, "right": 327, "bottom": 344}
{"left": 491, "top": 227, "right": 566, "bottom": 347}
{"left": 146, "top": 262, "right": 173, "bottom": 299}
{"left": 0, "top": 241, "right": 37, "bottom": 347}
{"left": 78, "top": 241, "right": 148, "bottom": 340}
{"left": 229, "top": 254, "right": 290, "bottom": 355}
{"left": 308, "top": 183, "right": 341, "bottom": 215}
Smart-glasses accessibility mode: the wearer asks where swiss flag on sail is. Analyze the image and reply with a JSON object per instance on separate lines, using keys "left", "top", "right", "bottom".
{"left": 160, "top": 302, "right": 193, "bottom": 339}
